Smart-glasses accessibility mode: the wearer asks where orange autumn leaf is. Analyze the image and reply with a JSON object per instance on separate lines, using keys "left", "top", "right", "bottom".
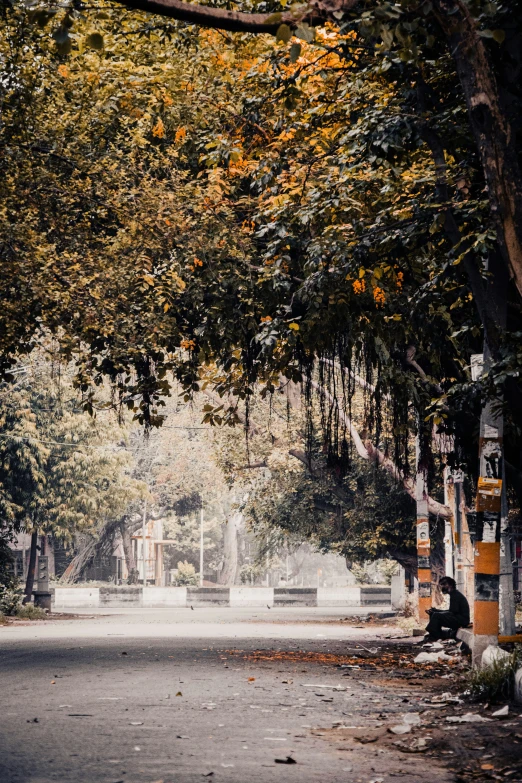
{"left": 152, "top": 118, "right": 165, "bottom": 138}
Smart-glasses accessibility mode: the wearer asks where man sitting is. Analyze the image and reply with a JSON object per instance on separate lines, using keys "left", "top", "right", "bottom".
{"left": 425, "top": 576, "right": 470, "bottom": 641}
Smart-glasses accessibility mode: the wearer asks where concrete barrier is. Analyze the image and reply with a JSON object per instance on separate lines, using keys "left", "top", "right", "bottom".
{"left": 230, "top": 587, "right": 273, "bottom": 607}
{"left": 317, "top": 587, "right": 361, "bottom": 606}
{"left": 100, "top": 586, "right": 142, "bottom": 606}
{"left": 187, "top": 587, "right": 230, "bottom": 606}
{"left": 52, "top": 584, "right": 392, "bottom": 609}
{"left": 53, "top": 587, "right": 100, "bottom": 608}
{"left": 142, "top": 587, "right": 187, "bottom": 607}
{"left": 361, "top": 586, "right": 392, "bottom": 605}
{"left": 274, "top": 588, "right": 316, "bottom": 606}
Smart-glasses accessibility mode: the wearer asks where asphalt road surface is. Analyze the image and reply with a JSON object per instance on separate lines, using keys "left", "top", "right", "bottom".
{"left": 1, "top": 608, "right": 454, "bottom": 783}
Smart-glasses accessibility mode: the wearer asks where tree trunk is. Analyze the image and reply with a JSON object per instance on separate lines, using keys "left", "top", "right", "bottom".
{"left": 60, "top": 519, "right": 119, "bottom": 584}
{"left": 60, "top": 538, "right": 98, "bottom": 584}
{"left": 388, "top": 543, "right": 445, "bottom": 601}
{"left": 23, "top": 531, "right": 38, "bottom": 604}
{"left": 217, "top": 512, "right": 241, "bottom": 585}
{"left": 434, "top": 0, "right": 522, "bottom": 300}
{"left": 119, "top": 519, "right": 138, "bottom": 583}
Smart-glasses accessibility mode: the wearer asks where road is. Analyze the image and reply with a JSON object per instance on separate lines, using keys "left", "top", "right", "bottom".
{"left": 0, "top": 608, "right": 474, "bottom": 783}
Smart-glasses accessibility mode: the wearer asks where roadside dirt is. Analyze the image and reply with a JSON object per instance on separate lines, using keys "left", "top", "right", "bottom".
{"left": 227, "top": 640, "right": 522, "bottom": 782}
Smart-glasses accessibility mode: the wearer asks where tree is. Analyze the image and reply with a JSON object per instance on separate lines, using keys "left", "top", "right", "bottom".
{"left": 0, "top": 346, "right": 143, "bottom": 598}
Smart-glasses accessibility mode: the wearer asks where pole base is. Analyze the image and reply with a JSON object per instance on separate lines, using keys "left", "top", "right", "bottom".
{"left": 33, "top": 591, "right": 52, "bottom": 611}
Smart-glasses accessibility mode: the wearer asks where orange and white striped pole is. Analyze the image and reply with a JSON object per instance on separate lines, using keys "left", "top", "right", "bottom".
{"left": 416, "top": 437, "right": 431, "bottom": 622}
{"left": 472, "top": 353, "right": 502, "bottom": 664}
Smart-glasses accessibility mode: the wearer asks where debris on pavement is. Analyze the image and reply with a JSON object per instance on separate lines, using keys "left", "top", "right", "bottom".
{"left": 481, "top": 644, "right": 510, "bottom": 667}
{"left": 388, "top": 724, "right": 412, "bottom": 734}
{"left": 393, "top": 737, "right": 431, "bottom": 753}
{"left": 491, "top": 705, "right": 509, "bottom": 717}
{"left": 275, "top": 756, "right": 297, "bottom": 764}
{"left": 428, "top": 692, "right": 462, "bottom": 704}
{"left": 446, "top": 712, "right": 492, "bottom": 723}
{"left": 403, "top": 712, "right": 421, "bottom": 725}
{"left": 414, "top": 651, "right": 454, "bottom": 664}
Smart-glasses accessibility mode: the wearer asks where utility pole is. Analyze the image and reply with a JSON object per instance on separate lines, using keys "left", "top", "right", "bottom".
{"left": 141, "top": 497, "right": 148, "bottom": 585}
{"left": 199, "top": 508, "right": 204, "bottom": 587}
{"left": 416, "top": 436, "right": 431, "bottom": 622}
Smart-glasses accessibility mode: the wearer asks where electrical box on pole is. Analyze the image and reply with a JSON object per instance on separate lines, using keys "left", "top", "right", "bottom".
{"left": 37, "top": 556, "right": 49, "bottom": 592}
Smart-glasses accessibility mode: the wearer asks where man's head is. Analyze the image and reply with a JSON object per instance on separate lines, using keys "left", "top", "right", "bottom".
{"left": 440, "top": 576, "right": 456, "bottom": 594}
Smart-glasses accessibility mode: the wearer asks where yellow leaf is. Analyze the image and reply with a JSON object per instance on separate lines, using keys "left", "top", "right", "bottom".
{"left": 289, "top": 322, "right": 299, "bottom": 331}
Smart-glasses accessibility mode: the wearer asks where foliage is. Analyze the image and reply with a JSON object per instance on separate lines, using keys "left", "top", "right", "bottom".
{"left": 0, "top": 535, "right": 15, "bottom": 589}
{"left": 0, "top": 583, "right": 23, "bottom": 615}
{"left": 0, "top": 0, "right": 521, "bottom": 557}
{"left": 0, "top": 346, "right": 144, "bottom": 550}
{"left": 172, "top": 560, "right": 198, "bottom": 586}
{"left": 239, "top": 563, "right": 262, "bottom": 585}
{"left": 351, "top": 559, "right": 399, "bottom": 586}
{"left": 466, "top": 647, "right": 522, "bottom": 704}
{"left": 16, "top": 603, "right": 48, "bottom": 620}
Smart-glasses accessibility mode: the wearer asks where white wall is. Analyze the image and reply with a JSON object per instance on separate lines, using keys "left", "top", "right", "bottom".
{"left": 142, "top": 587, "right": 187, "bottom": 607}
{"left": 230, "top": 587, "right": 274, "bottom": 607}
{"left": 317, "top": 587, "right": 361, "bottom": 606}
{"left": 54, "top": 588, "right": 100, "bottom": 608}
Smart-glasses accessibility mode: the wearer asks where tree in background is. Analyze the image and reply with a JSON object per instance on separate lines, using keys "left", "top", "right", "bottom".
{"left": 0, "top": 344, "right": 144, "bottom": 598}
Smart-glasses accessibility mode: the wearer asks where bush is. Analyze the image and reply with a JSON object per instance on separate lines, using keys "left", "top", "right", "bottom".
{"left": 240, "top": 564, "right": 261, "bottom": 585}
{"left": 0, "top": 584, "right": 23, "bottom": 616}
{"left": 173, "top": 561, "right": 198, "bottom": 586}
{"left": 466, "top": 647, "right": 521, "bottom": 703}
{"left": 16, "top": 603, "right": 47, "bottom": 620}
{"left": 0, "top": 536, "right": 15, "bottom": 589}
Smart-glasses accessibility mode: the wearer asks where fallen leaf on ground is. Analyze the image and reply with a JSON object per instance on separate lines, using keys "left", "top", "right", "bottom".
{"left": 275, "top": 757, "right": 297, "bottom": 764}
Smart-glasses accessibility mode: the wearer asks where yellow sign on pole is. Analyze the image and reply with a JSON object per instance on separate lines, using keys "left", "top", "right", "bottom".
{"left": 476, "top": 477, "right": 502, "bottom": 513}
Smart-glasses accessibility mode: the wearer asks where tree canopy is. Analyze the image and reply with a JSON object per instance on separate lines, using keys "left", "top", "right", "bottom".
{"left": 1, "top": 0, "right": 521, "bottom": 540}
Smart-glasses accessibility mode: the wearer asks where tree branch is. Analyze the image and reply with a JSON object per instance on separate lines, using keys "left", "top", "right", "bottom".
{"left": 311, "top": 379, "right": 451, "bottom": 518}
{"left": 110, "top": 0, "right": 357, "bottom": 33}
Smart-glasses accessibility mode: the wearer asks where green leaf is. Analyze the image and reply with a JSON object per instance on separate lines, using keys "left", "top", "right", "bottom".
{"left": 29, "top": 9, "right": 55, "bottom": 28}
{"left": 85, "top": 32, "right": 104, "bottom": 50}
{"left": 289, "top": 42, "right": 301, "bottom": 63}
{"left": 52, "top": 25, "right": 69, "bottom": 45}
{"left": 492, "top": 29, "right": 505, "bottom": 43}
{"left": 276, "top": 24, "right": 292, "bottom": 44}
{"left": 295, "top": 24, "right": 315, "bottom": 43}
{"left": 266, "top": 12, "right": 283, "bottom": 24}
